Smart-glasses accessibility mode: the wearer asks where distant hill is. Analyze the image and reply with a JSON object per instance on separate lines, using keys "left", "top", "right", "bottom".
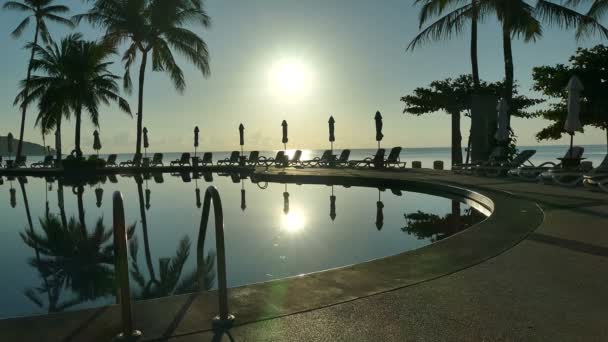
{"left": 0, "top": 136, "right": 53, "bottom": 156}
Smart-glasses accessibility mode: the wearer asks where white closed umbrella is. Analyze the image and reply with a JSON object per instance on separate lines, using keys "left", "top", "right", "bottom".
{"left": 565, "top": 75, "right": 584, "bottom": 157}
{"left": 495, "top": 98, "right": 510, "bottom": 141}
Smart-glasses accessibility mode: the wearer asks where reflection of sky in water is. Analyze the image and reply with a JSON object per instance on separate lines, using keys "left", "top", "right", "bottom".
{"left": 0, "top": 174, "right": 484, "bottom": 318}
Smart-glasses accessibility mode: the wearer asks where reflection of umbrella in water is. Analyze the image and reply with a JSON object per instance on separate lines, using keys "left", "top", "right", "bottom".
{"left": 374, "top": 111, "right": 383, "bottom": 149}
{"left": 194, "top": 126, "right": 200, "bottom": 158}
{"left": 281, "top": 120, "right": 288, "bottom": 151}
{"left": 10, "top": 187, "right": 16, "bottom": 208}
{"left": 195, "top": 179, "right": 202, "bottom": 208}
{"left": 375, "top": 189, "right": 384, "bottom": 230}
{"left": 565, "top": 75, "right": 584, "bottom": 158}
{"left": 240, "top": 180, "right": 246, "bottom": 211}
{"left": 93, "top": 130, "right": 102, "bottom": 156}
{"left": 95, "top": 188, "right": 103, "bottom": 208}
{"left": 283, "top": 184, "right": 289, "bottom": 215}
{"left": 143, "top": 127, "right": 149, "bottom": 158}
{"left": 328, "top": 116, "right": 336, "bottom": 153}
{"left": 145, "top": 188, "right": 151, "bottom": 210}
{"left": 329, "top": 185, "right": 336, "bottom": 221}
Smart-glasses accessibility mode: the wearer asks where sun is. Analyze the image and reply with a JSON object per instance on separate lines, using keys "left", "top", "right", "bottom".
{"left": 270, "top": 59, "right": 311, "bottom": 97}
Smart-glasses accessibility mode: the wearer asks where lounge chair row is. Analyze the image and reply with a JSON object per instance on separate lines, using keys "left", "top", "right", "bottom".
{"left": 454, "top": 145, "right": 608, "bottom": 192}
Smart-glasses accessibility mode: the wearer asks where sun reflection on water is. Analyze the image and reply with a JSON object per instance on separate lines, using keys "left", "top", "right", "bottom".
{"left": 281, "top": 208, "right": 306, "bottom": 234}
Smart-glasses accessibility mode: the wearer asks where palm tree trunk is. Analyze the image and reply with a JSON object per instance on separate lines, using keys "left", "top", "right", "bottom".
{"left": 19, "top": 180, "right": 40, "bottom": 260}
{"left": 16, "top": 20, "right": 41, "bottom": 159}
{"left": 57, "top": 179, "right": 68, "bottom": 228}
{"left": 76, "top": 186, "right": 86, "bottom": 233}
{"left": 451, "top": 110, "right": 463, "bottom": 165}
{"left": 55, "top": 120, "right": 62, "bottom": 166}
{"left": 471, "top": 1, "right": 480, "bottom": 89}
{"left": 74, "top": 105, "right": 82, "bottom": 157}
{"left": 502, "top": 22, "right": 514, "bottom": 128}
{"left": 137, "top": 181, "right": 156, "bottom": 281}
{"left": 136, "top": 51, "right": 148, "bottom": 155}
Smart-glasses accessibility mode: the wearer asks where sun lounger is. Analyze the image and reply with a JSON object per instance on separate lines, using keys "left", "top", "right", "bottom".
{"left": 385, "top": 147, "right": 406, "bottom": 168}
{"left": 150, "top": 153, "right": 163, "bottom": 167}
{"left": 119, "top": 153, "right": 142, "bottom": 167}
{"left": 288, "top": 150, "right": 303, "bottom": 166}
{"left": 334, "top": 150, "right": 351, "bottom": 167}
{"left": 349, "top": 149, "right": 386, "bottom": 168}
{"left": 259, "top": 151, "right": 287, "bottom": 167}
{"left": 218, "top": 151, "right": 240, "bottom": 166}
{"left": 302, "top": 150, "right": 332, "bottom": 167}
{"left": 12, "top": 156, "right": 27, "bottom": 168}
{"left": 583, "top": 155, "right": 608, "bottom": 192}
{"left": 453, "top": 147, "right": 506, "bottom": 174}
{"left": 244, "top": 151, "right": 260, "bottom": 166}
{"left": 477, "top": 150, "right": 537, "bottom": 177}
{"left": 170, "top": 153, "right": 191, "bottom": 167}
{"left": 105, "top": 154, "right": 117, "bottom": 167}
{"left": 509, "top": 146, "right": 584, "bottom": 181}
{"left": 31, "top": 155, "right": 54, "bottom": 168}
{"left": 198, "top": 152, "right": 213, "bottom": 166}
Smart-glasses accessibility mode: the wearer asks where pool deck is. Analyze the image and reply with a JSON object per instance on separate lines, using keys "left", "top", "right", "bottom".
{"left": 2, "top": 167, "right": 608, "bottom": 341}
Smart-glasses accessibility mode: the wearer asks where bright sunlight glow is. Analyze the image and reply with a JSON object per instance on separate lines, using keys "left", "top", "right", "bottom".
{"left": 281, "top": 208, "right": 306, "bottom": 234}
{"left": 270, "top": 59, "right": 312, "bottom": 97}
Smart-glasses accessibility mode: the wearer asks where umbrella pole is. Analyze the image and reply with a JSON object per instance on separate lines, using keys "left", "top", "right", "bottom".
{"left": 377, "top": 141, "right": 380, "bottom": 149}
{"left": 331, "top": 142, "right": 333, "bottom": 154}
{"left": 570, "top": 134, "right": 574, "bottom": 159}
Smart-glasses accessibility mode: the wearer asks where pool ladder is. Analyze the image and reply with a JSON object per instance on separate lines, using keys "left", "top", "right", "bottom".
{"left": 112, "top": 186, "right": 234, "bottom": 340}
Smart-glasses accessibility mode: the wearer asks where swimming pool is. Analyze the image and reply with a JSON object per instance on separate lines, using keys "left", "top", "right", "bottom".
{"left": 0, "top": 172, "right": 486, "bottom": 319}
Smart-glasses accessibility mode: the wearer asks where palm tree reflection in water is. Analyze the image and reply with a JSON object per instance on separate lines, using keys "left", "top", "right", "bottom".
{"left": 129, "top": 179, "right": 216, "bottom": 300}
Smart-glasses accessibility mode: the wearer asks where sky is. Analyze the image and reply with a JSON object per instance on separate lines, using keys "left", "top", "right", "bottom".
{"left": 0, "top": 0, "right": 606, "bottom": 154}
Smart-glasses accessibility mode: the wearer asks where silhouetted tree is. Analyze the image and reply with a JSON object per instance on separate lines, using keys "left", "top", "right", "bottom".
{"left": 531, "top": 45, "right": 608, "bottom": 148}
{"left": 401, "top": 75, "right": 542, "bottom": 164}
{"left": 76, "top": 0, "right": 211, "bottom": 155}
{"left": 16, "top": 34, "right": 131, "bottom": 157}
{"left": 3, "top": 0, "right": 73, "bottom": 159}
{"left": 401, "top": 207, "right": 485, "bottom": 242}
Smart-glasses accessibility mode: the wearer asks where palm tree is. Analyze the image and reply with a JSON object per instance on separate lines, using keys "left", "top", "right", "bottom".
{"left": 409, "top": 1, "right": 542, "bottom": 129}
{"left": 76, "top": 0, "right": 211, "bottom": 155}
{"left": 15, "top": 33, "right": 131, "bottom": 157}
{"left": 408, "top": 0, "right": 482, "bottom": 89}
{"left": 536, "top": 0, "right": 608, "bottom": 40}
{"left": 3, "top": 0, "right": 73, "bottom": 160}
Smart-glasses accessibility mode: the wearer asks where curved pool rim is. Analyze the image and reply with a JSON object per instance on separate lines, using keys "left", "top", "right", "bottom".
{"left": 0, "top": 170, "right": 544, "bottom": 342}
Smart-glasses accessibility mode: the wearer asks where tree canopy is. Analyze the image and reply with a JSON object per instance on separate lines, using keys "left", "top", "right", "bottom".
{"left": 401, "top": 74, "right": 542, "bottom": 117}
{"left": 531, "top": 44, "right": 608, "bottom": 142}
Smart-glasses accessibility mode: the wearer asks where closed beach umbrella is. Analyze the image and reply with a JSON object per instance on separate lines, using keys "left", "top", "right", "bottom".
{"left": 239, "top": 123, "right": 245, "bottom": 155}
{"left": 7, "top": 132, "right": 13, "bottom": 159}
{"left": 375, "top": 200, "right": 384, "bottom": 230}
{"left": 281, "top": 120, "right": 288, "bottom": 150}
{"left": 143, "top": 127, "right": 149, "bottom": 157}
{"left": 194, "top": 126, "right": 199, "bottom": 158}
{"left": 565, "top": 75, "right": 584, "bottom": 157}
{"left": 93, "top": 130, "right": 102, "bottom": 156}
{"left": 495, "top": 99, "right": 510, "bottom": 142}
{"left": 374, "top": 111, "right": 383, "bottom": 149}
{"left": 328, "top": 116, "right": 336, "bottom": 152}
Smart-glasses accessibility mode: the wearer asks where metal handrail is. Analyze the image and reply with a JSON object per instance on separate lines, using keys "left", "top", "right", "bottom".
{"left": 113, "top": 191, "right": 142, "bottom": 341}
{"left": 198, "top": 186, "right": 235, "bottom": 328}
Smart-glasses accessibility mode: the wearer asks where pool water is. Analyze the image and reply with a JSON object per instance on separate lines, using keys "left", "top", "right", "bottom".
{"left": 0, "top": 173, "right": 486, "bottom": 318}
